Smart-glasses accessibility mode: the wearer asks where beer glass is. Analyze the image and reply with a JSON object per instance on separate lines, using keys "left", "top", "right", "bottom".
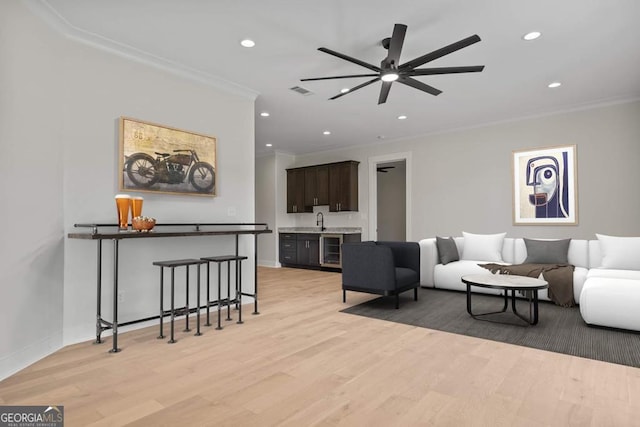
{"left": 131, "top": 196, "right": 143, "bottom": 219}
{"left": 115, "top": 194, "right": 131, "bottom": 231}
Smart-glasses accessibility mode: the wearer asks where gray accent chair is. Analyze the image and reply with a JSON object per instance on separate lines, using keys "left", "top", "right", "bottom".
{"left": 341, "top": 241, "right": 420, "bottom": 309}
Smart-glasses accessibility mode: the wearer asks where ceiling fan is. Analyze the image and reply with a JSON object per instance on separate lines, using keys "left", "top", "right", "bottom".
{"left": 377, "top": 166, "right": 396, "bottom": 173}
{"left": 301, "top": 24, "right": 484, "bottom": 104}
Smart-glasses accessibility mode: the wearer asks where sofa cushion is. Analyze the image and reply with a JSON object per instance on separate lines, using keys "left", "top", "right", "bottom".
{"left": 461, "top": 232, "right": 506, "bottom": 262}
{"left": 524, "top": 238, "right": 571, "bottom": 264}
{"left": 436, "top": 236, "right": 460, "bottom": 265}
{"left": 587, "top": 268, "right": 640, "bottom": 280}
{"left": 580, "top": 278, "right": 640, "bottom": 331}
{"left": 596, "top": 234, "right": 640, "bottom": 270}
{"left": 434, "top": 260, "right": 504, "bottom": 295}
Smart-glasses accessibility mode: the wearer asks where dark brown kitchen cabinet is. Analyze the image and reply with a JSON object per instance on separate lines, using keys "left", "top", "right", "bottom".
{"left": 304, "top": 165, "right": 329, "bottom": 209}
{"left": 329, "top": 161, "right": 359, "bottom": 212}
{"left": 286, "top": 160, "right": 358, "bottom": 213}
{"left": 279, "top": 233, "right": 297, "bottom": 264}
{"left": 296, "top": 234, "right": 320, "bottom": 267}
{"left": 286, "top": 169, "right": 306, "bottom": 213}
{"left": 279, "top": 233, "right": 319, "bottom": 267}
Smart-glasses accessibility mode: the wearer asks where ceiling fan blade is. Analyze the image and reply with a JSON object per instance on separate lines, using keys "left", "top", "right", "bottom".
{"left": 378, "top": 81, "right": 392, "bottom": 104}
{"left": 301, "top": 73, "right": 379, "bottom": 82}
{"left": 407, "top": 65, "right": 485, "bottom": 76}
{"left": 385, "top": 24, "right": 407, "bottom": 66}
{"left": 398, "top": 77, "right": 442, "bottom": 96}
{"left": 318, "top": 47, "right": 381, "bottom": 72}
{"left": 329, "top": 77, "right": 380, "bottom": 100}
{"left": 399, "top": 34, "right": 481, "bottom": 70}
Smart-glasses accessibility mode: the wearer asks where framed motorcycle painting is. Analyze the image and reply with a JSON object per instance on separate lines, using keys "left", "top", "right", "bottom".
{"left": 119, "top": 117, "right": 217, "bottom": 196}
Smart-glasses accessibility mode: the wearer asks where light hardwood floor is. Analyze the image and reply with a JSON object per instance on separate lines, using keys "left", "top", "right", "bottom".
{"left": 1, "top": 267, "right": 640, "bottom": 426}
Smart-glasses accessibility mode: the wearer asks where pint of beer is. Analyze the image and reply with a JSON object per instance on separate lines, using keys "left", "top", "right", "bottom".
{"left": 131, "top": 196, "right": 144, "bottom": 219}
{"left": 115, "top": 194, "right": 131, "bottom": 230}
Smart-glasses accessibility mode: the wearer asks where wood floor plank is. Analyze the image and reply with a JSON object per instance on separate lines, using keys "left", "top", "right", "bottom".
{"left": 1, "top": 266, "right": 639, "bottom": 426}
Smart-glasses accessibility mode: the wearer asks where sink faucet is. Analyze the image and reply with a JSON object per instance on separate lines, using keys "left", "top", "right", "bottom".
{"left": 316, "top": 212, "right": 326, "bottom": 231}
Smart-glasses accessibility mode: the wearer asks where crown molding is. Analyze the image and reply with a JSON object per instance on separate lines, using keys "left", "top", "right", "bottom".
{"left": 24, "top": 0, "right": 259, "bottom": 101}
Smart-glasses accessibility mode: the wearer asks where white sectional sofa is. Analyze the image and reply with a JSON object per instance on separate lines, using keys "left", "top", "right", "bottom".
{"left": 579, "top": 236, "right": 640, "bottom": 331}
{"left": 419, "top": 234, "right": 640, "bottom": 331}
{"left": 419, "top": 236, "right": 589, "bottom": 303}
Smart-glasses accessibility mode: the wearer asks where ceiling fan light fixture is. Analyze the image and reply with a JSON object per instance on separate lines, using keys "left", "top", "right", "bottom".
{"left": 300, "top": 24, "right": 484, "bottom": 104}
{"left": 381, "top": 72, "right": 399, "bottom": 82}
{"left": 523, "top": 31, "right": 542, "bottom": 41}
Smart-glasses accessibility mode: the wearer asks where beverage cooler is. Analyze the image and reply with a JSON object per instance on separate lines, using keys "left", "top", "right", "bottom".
{"left": 320, "top": 234, "right": 343, "bottom": 268}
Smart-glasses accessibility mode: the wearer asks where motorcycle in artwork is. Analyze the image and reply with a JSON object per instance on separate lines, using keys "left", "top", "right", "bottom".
{"left": 124, "top": 149, "right": 215, "bottom": 194}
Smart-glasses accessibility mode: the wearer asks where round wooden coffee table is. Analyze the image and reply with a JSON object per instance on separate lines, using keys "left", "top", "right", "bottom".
{"left": 461, "top": 274, "right": 548, "bottom": 325}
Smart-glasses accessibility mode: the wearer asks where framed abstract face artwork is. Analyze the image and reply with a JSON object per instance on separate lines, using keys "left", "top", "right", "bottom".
{"left": 512, "top": 145, "right": 577, "bottom": 225}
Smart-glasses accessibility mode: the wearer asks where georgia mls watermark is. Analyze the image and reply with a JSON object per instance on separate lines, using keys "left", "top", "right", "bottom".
{"left": 0, "top": 406, "right": 64, "bottom": 427}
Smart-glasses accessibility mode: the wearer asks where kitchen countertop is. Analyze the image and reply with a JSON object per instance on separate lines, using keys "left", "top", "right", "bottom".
{"left": 278, "top": 227, "right": 362, "bottom": 234}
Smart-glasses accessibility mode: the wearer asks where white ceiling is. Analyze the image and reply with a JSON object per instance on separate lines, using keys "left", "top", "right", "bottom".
{"left": 35, "top": 0, "right": 640, "bottom": 156}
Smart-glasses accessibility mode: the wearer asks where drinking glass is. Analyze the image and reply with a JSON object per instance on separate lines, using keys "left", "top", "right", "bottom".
{"left": 115, "top": 194, "right": 131, "bottom": 231}
{"left": 131, "top": 196, "right": 143, "bottom": 219}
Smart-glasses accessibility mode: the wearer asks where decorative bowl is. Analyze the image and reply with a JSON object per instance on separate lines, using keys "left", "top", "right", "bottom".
{"left": 132, "top": 216, "right": 156, "bottom": 232}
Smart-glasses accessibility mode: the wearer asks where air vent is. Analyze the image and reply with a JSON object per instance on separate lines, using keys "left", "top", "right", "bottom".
{"left": 289, "top": 86, "right": 313, "bottom": 96}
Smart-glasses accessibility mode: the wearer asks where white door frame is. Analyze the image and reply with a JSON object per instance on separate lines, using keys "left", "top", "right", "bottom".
{"left": 368, "top": 152, "right": 412, "bottom": 241}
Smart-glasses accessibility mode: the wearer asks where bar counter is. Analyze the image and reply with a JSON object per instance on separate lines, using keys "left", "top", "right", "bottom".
{"left": 68, "top": 222, "right": 272, "bottom": 353}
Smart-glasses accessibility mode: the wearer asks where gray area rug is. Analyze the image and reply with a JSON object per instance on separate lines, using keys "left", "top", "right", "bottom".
{"left": 341, "top": 287, "right": 640, "bottom": 367}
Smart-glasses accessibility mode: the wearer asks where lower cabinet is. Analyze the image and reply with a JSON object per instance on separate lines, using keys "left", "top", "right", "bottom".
{"left": 279, "top": 232, "right": 361, "bottom": 270}
{"left": 280, "top": 233, "right": 320, "bottom": 268}
{"left": 279, "top": 233, "right": 298, "bottom": 264}
{"left": 296, "top": 234, "right": 320, "bottom": 267}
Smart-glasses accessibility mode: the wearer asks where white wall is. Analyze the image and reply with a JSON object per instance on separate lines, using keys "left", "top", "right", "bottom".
{"left": 255, "top": 154, "right": 276, "bottom": 266}
{"left": 259, "top": 100, "right": 640, "bottom": 268}
{"left": 0, "top": 1, "right": 256, "bottom": 379}
{"left": 0, "top": 1, "right": 65, "bottom": 381}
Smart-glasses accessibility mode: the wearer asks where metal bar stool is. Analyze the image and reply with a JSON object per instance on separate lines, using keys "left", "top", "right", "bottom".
{"left": 153, "top": 258, "right": 206, "bottom": 344}
{"left": 201, "top": 255, "right": 248, "bottom": 330}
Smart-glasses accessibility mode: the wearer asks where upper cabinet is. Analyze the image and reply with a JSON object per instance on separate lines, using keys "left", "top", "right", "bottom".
{"left": 329, "top": 161, "right": 359, "bottom": 212}
{"left": 287, "top": 161, "right": 359, "bottom": 213}
{"left": 286, "top": 168, "right": 306, "bottom": 213}
{"left": 304, "top": 165, "right": 329, "bottom": 210}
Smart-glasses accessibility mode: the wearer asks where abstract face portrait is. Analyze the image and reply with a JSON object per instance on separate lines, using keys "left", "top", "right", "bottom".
{"left": 513, "top": 146, "right": 577, "bottom": 225}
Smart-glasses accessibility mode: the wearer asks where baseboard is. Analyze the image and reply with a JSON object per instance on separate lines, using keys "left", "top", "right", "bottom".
{"left": 0, "top": 332, "right": 63, "bottom": 381}
{"left": 258, "top": 259, "right": 279, "bottom": 268}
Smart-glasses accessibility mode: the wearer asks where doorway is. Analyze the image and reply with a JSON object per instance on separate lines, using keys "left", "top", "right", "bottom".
{"left": 368, "top": 152, "right": 411, "bottom": 241}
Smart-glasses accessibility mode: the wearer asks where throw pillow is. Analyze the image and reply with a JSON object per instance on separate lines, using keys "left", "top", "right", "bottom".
{"left": 436, "top": 236, "right": 460, "bottom": 265}
{"left": 461, "top": 231, "right": 507, "bottom": 262}
{"left": 524, "top": 238, "right": 571, "bottom": 264}
{"left": 596, "top": 234, "right": 640, "bottom": 270}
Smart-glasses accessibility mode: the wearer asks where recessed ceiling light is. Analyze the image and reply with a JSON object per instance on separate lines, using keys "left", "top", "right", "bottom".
{"left": 240, "top": 39, "right": 255, "bottom": 48}
{"left": 265, "top": 143, "right": 273, "bottom": 147}
{"left": 323, "top": 131, "right": 331, "bottom": 135}
{"left": 523, "top": 31, "right": 542, "bottom": 41}
{"left": 340, "top": 88, "right": 350, "bottom": 93}
{"left": 548, "top": 82, "right": 562, "bottom": 88}
{"left": 260, "top": 112, "right": 270, "bottom": 117}
{"left": 397, "top": 115, "right": 407, "bottom": 120}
